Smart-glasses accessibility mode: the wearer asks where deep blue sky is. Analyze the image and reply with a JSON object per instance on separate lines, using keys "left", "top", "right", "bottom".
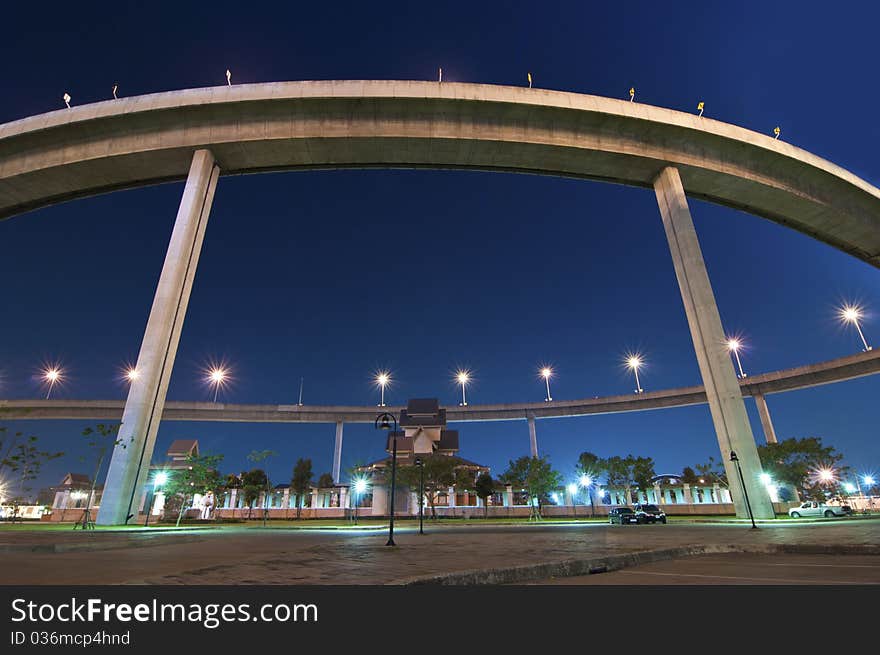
{"left": 1, "top": 1, "right": 878, "bottom": 492}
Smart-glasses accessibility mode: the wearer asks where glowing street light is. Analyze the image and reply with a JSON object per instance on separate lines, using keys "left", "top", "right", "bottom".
{"left": 839, "top": 304, "right": 872, "bottom": 351}
{"left": 42, "top": 366, "right": 62, "bottom": 399}
{"left": 727, "top": 338, "right": 747, "bottom": 378}
{"left": 145, "top": 471, "right": 168, "bottom": 528}
{"left": 818, "top": 468, "right": 835, "bottom": 483}
{"left": 125, "top": 367, "right": 139, "bottom": 383}
{"left": 455, "top": 369, "right": 471, "bottom": 406}
{"left": 351, "top": 476, "right": 369, "bottom": 525}
{"left": 206, "top": 367, "right": 228, "bottom": 402}
{"left": 540, "top": 367, "right": 553, "bottom": 402}
{"left": 864, "top": 475, "right": 876, "bottom": 487}
{"left": 374, "top": 370, "right": 391, "bottom": 407}
{"left": 626, "top": 355, "right": 644, "bottom": 394}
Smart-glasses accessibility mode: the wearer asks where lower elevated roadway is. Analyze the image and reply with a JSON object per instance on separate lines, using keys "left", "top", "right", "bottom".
{"left": 2, "top": 348, "right": 878, "bottom": 425}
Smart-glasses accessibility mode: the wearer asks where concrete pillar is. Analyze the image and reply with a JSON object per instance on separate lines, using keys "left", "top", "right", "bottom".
{"left": 683, "top": 484, "right": 693, "bottom": 504}
{"left": 97, "top": 149, "right": 220, "bottom": 525}
{"left": 228, "top": 489, "right": 237, "bottom": 510}
{"left": 282, "top": 488, "right": 290, "bottom": 509}
{"left": 754, "top": 393, "right": 778, "bottom": 444}
{"left": 527, "top": 413, "right": 538, "bottom": 457}
{"left": 448, "top": 486, "right": 456, "bottom": 507}
{"left": 504, "top": 485, "right": 513, "bottom": 507}
{"left": 332, "top": 422, "right": 344, "bottom": 483}
{"left": 654, "top": 166, "right": 774, "bottom": 519}
{"left": 310, "top": 488, "right": 319, "bottom": 509}
{"left": 712, "top": 483, "right": 722, "bottom": 504}
{"left": 653, "top": 484, "right": 663, "bottom": 505}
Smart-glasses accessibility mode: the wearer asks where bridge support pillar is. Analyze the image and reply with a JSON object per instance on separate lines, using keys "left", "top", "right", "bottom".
{"left": 332, "top": 421, "right": 344, "bottom": 483}
{"left": 97, "top": 149, "right": 220, "bottom": 525}
{"left": 754, "top": 393, "right": 778, "bottom": 444}
{"left": 527, "top": 413, "right": 538, "bottom": 458}
{"left": 654, "top": 166, "right": 774, "bottom": 519}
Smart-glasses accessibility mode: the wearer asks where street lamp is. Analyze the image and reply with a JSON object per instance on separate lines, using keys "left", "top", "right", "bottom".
{"left": 374, "top": 371, "right": 391, "bottom": 407}
{"left": 727, "top": 338, "right": 747, "bottom": 378}
{"left": 839, "top": 304, "right": 872, "bottom": 351}
{"left": 567, "top": 483, "right": 578, "bottom": 518}
{"left": 125, "top": 367, "right": 139, "bottom": 383}
{"left": 375, "top": 411, "right": 398, "bottom": 546}
{"left": 580, "top": 474, "right": 595, "bottom": 517}
{"left": 42, "top": 366, "right": 62, "bottom": 399}
{"left": 540, "top": 367, "right": 553, "bottom": 402}
{"left": 351, "top": 477, "right": 368, "bottom": 525}
{"left": 626, "top": 355, "right": 644, "bottom": 394}
{"left": 206, "top": 366, "right": 228, "bottom": 402}
{"left": 415, "top": 457, "right": 425, "bottom": 534}
{"left": 145, "top": 471, "right": 168, "bottom": 528}
{"left": 729, "top": 451, "right": 757, "bottom": 529}
{"left": 455, "top": 369, "right": 471, "bottom": 406}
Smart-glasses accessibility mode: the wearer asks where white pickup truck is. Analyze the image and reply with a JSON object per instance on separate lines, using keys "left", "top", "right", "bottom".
{"left": 788, "top": 501, "right": 852, "bottom": 518}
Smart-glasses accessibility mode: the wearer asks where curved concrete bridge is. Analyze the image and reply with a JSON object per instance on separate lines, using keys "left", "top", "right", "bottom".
{"left": 3, "top": 80, "right": 879, "bottom": 523}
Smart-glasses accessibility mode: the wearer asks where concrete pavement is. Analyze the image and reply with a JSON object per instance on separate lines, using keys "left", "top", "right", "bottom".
{"left": 1, "top": 519, "right": 878, "bottom": 585}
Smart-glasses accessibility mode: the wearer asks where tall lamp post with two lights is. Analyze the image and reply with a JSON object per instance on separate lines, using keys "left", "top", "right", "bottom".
{"left": 375, "top": 411, "right": 398, "bottom": 546}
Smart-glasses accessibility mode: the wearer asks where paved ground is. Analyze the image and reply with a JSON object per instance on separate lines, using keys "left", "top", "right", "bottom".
{"left": 1, "top": 518, "right": 878, "bottom": 585}
{"left": 527, "top": 552, "right": 880, "bottom": 585}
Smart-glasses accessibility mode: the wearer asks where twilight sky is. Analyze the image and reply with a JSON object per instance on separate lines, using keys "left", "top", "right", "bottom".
{"left": 1, "top": 1, "right": 878, "bottom": 493}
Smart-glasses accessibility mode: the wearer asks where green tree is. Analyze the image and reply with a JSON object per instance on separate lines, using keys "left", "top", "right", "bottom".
{"left": 680, "top": 466, "right": 699, "bottom": 484}
{"left": 397, "top": 455, "right": 464, "bottom": 519}
{"left": 317, "top": 472, "right": 335, "bottom": 488}
{"left": 241, "top": 469, "right": 268, "bottom": 519}
{"left": 758, "top": 437, "right": 846, "bottom": 501}
{"left": 0, "top": 427, "right": 63, "bottom": 518}
{"left": 475, "top": 472, "right": 495, "bottom": 517}
{"left": 247, "top": 450, "right": 278, "bottom": 525}
{"left": 290, "top": 458, "right": 314, "bottom": 519}
{"left": 694, "top": 456, "right": 729, "bottom": 487}
{"left": 630, "top": 456, "right": 656, "bottom": 503}
{"left": 160, "top": 452, "right": 225, "bottom": 526}
{"left": 576, "top": 451, "right": 602, "bottom": 478}
{"left": 500, "top": 456, "right": 562, "bottom": 520}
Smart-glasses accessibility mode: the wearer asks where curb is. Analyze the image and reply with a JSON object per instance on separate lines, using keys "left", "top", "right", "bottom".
{"left": 392, "top": 543, "right": 880, "bottom": 585}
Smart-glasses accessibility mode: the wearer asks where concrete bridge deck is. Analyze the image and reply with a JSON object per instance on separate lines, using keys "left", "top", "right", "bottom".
{"left": 2, "top": 348, "right": 877, "bottom": 425}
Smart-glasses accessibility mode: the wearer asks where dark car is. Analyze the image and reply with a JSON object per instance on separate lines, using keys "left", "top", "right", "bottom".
{"left": 608, "top": 507, "right": 638, "bottom": 524}
{"left": 633, "top": 503, "right": 667, "bottom": 524}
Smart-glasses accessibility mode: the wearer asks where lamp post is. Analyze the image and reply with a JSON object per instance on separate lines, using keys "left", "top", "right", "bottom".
{"left": 540, "top": 367, "right": 553, "bottom": 402}
{"left": 455, "top": 370, "right": 470, "bottom": 406}
{"left": 727, "top": 338, "right": 747, "bottom": 378}
{"left": 729, "top": 451, "right": 757, "bottom": 529}
{"left": 43, "top": 366, "right": 62, "bottom": 399}
{"left": 144, "top": 471, "right": 168, "bottom": 528}
{"left": 415, "top": 457, "right": 425, "bottom": 534}
{"left": 375, "top": 371, "right": 391, "bottom": 407}
{"left": 375, "top": 411, "right": 398, "bottom": 546}
{"left": 580, "top": 474, "right": 595, "bottom": 518}
{"left": 626, "top": 356, "right": 644, "bottom": 393}
{"left": 352, "top": 477, "right": 368, "bottom": 525}
{"left": 840, "top": 305, "right": 872, "bottom": 351}
{"left": 208, "top": 367, "right": 228, "bottom": 403}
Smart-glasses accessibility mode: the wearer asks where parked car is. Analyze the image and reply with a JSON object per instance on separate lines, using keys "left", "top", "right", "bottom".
{"left": 788, "top": 501, "right": 852, "bottom": 518}
{"left": 608, "top": 507, "right": 638, "bottom": 524}
{"left": 633, "top": 503, "right": 667, "bottom": 524}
